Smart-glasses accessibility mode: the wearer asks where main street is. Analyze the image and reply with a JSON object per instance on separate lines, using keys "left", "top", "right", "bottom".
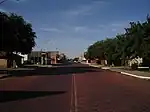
{"left": 0, "top": 63, "right": 150, "bottom": 112}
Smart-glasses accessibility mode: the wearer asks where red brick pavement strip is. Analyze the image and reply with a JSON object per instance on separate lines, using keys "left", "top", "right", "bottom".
{"left": 70, "top": 74, "right": 76, "bottom": 112}
{"left": 75, "top": 69, "right": 150, "bottom": 112}
{"left": 70, "top": 74, "right": 78, "bottom": 112}
{"left": 0, "top": 75, "right": 72, "bottom": 112}
{"left": 1, "top": 64, "right": 150, "bottom": 112}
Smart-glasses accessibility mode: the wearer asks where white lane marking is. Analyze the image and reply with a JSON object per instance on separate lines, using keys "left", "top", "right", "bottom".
{"left": 70, "top": 75, "right": 73, "bottom": 112}
{"left": 70, "top": 74, "right": 78, "bottom": 112}
{"left": 73, "top": 74, "right": 78, "bottom": 112}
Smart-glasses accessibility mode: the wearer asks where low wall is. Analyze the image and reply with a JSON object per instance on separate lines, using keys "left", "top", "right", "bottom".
{"left": 0, "top": 59, "right": 7, "bottom": 68}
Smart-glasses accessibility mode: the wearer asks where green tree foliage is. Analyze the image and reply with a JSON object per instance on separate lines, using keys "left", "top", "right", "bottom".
{"left": 73, "top": 57, "right": 79, "bottom": 62}
{"left": 0, "top": 12, "right": 37, "bottom": 54}
{"left": 85, "top": 15, "right": 150, "bottom": 66}
{"left": 57, "top": 53, "right": 68, "bottom": 63}
{"left": 85, "top": 41, "right": 105, "bottom": 60}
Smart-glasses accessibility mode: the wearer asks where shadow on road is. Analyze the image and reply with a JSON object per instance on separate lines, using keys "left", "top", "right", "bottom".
{"left": 0, "top": 64, "right": 99, "bottom": 79}
{"left": 0, "top": 91, "right": 66, "bottom": 103}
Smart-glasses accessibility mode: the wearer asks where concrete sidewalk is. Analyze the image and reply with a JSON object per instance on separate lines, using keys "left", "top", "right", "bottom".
{"left": 0, "top": 68, "right": 35, "bottom": 78}
{"left": 89, "top": 64, "right": 150, "bottom": 80}
{"left": 89, "top": 64, "right": 105, "bottom": 68}
{"left": 0, "top": 65, "right": 53, "bottom": 78}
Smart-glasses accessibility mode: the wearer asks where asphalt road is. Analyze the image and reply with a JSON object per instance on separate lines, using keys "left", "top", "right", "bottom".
{"left": 0, "top": 63, "right": 150, "bottom": 112}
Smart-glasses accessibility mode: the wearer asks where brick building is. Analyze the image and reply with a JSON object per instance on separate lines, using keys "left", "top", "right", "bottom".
{"left": 0, "top": 52, "right": 23, "bottom": 68}
{"left": 28, "top": 51, "right": 59, "bottom": 65}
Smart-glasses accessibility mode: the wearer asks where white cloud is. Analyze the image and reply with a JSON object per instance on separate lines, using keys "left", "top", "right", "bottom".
{"left": 40, "top": 28, "right": 63, "bottom": 32}
{"left": 97, "top": 21, "right": 129, "bottom": 34}
{"left": 93, "top": 1, "right": 108, "bottom": 4}
{"left": 65, "top": 5, "right": 92, "bottom": 16}
{"left": 98, "top": 24, "right": 105, "bottom": 27}
{"left": 0, "top": 8, "right": 7, "bottom": 12}
{"left": 10, "top": 0, "right": 27, "bottom": 3}
{"left": 39, "top": 21, "right": 128, "bottom": 36}
{"left": 111, "top": 23, "right": 126, "bottom": 27}
{"left": 74, "top": 26, "right": 87, "bottom": 32}
{"left": 111, "top": 28, "right": 117, "bottom": 32}
{"left": 64, "top": 1, "right": 109, "bottom": 16}
{"left": 72, "top": 25, "right": 101, "bottom": 33}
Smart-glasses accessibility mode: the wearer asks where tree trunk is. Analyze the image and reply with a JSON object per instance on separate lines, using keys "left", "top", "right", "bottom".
{"left": 142, "top": 57, "right": 150, "bottom": 67}
{"left": 6, "top": 52, "right": 13, "bottom": 68}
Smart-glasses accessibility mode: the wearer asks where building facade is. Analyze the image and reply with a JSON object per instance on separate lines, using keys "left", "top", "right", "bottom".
{"left": 0, "top": 52, "right": 23, "bottom": 68}
{"left": 28, "top": 51, "right": 59, "bottom": 65}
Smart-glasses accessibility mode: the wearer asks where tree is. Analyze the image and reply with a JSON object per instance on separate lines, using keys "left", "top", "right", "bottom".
{"left": 85, "top": 41, "right": 105, "bottom": 60}
{"left": 124, "top": 16, "right": 150, "bottom": 66}
{"left": 140, "top": 15, "right": 150, "bottom": 66}
{"left": 115, "top": 34, "right": 129, "bottom": 65}
{"left": 73, "top": 57, "right": 79, "bottom": 62}
{"left": 102, "top": 38, "right": 116, "bottom": 65}
{"left": 124, "top": 22, "right": 143, "bottom": 59}
{"left": 57, "top": 53, "right": 67, "bottom": 63}
{"left": 85, "top": 15, "right": 150, "bottom": 66}
{"left": 0, "top": 12, "right": 37, "bottom": 54}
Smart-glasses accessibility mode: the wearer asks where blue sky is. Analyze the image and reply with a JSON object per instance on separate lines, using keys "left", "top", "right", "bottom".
{"left": 1, "top": 0, "right": 150, "bottom": 58}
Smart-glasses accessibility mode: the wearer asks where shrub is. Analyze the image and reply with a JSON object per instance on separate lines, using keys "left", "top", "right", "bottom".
{"left": 131, "top": 63, "right": 138, "bottom": 70}
{"left": 96, "top": 60, "right": 101, "bottom": 64}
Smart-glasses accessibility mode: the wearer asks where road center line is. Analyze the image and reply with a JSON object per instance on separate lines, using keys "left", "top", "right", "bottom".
{"left": 73, "top": 74, "right": 78, "bottom": 112}
{"left": 70, "top": 74, "right": 78, "bottom": 112}
{"left": 70, "top": 75, "right": 74, "bottom": 112}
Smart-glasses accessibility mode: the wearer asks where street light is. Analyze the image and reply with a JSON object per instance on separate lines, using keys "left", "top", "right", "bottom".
{"left": 0, "top": 0, "right": 19, "bottom": 5}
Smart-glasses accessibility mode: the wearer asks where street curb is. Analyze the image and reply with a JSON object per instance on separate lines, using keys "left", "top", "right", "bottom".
{"left": 121, "top": 72, "right": 150, "bottom": 80}
{"left": 89, "top": 64, "right": 150, "bottom": 80}
{"left": 0, "top": 74, "right": 8, "bottom": 78}
{"left": 89, "top": 65, "right": 110, "bottom": 69}
{"left": 101, "top": 67, "right": 110, "bottom": 70}
{"left": 89, "top": 64, "right": 103, "bottom": 68}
